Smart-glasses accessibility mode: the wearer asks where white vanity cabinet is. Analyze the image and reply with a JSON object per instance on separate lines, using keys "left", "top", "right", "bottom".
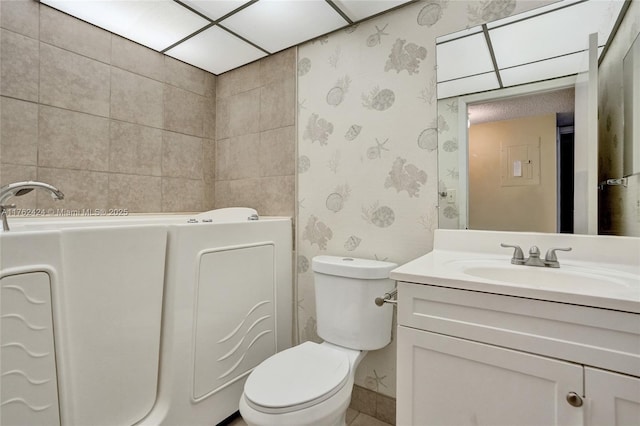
{"left": 396, "top": 282, "right": 640, "bottom": 426}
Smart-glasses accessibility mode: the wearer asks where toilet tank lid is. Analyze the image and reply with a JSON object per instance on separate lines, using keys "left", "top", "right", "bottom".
{"left": 312, "top": 256, "right": 397, "bottom": 279}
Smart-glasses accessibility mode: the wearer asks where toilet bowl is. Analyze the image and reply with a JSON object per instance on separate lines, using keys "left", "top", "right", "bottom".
{"left": 239, "top": 341, "right": 365, "bottom": 426}
{"left": 239, "top": 256, "right": 397, "bottom": 426}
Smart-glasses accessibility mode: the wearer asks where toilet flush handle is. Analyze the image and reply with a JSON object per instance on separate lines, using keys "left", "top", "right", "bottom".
{"left": 375, "top": 289, "right": 397, "bottom": 306}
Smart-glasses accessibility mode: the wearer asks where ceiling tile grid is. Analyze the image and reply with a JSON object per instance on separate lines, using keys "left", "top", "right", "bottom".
{"left": 40, "top": 0, "right": 415, "bottom": 75}
{"left": 435, "top": 0, "right": 627, "bottom": 99}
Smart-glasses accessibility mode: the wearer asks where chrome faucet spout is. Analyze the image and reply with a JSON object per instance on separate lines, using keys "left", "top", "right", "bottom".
{"left": 501, "top": 243, "right": 572, "bottom": 268}
{"left": 524, "top": 246, "right": 546, "bottom": 267}
{"left": 0, "top": 181, "right": 64, "bottom": 205}
{"left": 0, "top": 181, "right": 65, "bottom": 231}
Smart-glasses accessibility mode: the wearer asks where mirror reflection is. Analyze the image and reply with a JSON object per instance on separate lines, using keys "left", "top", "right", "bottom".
{"left": 436, "top": 0, "right": 639, "bottom": 237}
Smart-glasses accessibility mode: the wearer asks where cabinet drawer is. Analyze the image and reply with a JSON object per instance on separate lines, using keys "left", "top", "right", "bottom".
{"left": 398, "top": 282, "right": 640, "bottom": 377}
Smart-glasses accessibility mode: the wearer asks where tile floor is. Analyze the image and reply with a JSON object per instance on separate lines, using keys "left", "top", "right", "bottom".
{"left": 227, "top": 408, "right": 392, "bottom": 426}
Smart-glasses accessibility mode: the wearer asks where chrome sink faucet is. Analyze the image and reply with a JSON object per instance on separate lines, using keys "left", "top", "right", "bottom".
{"left": 0, "top": 181, "right": 64, "bottom": 231}
{"left": 501, "top": 243, "right": 572, "bottom": 268}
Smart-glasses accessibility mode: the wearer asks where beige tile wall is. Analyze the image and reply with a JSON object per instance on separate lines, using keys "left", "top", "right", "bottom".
{"left": 0, "top": 1, "right": 215, "bottom": 213}
{"left": 214, "top": 49, "right": 296, "bottom": 217}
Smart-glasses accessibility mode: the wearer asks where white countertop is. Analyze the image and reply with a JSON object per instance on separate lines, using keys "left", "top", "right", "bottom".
{"left": 390, "top": 230, "right": 640, "bottom": 313}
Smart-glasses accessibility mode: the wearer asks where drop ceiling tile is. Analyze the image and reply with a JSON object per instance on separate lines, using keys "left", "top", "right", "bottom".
{"left": 436, "top": 33, "right": 494, "bottom": 83}
{"left": 180, "top": 0, "right": 254, "bottom": 21}
{"left": 332, "top": 0, "right": 411, "bottom": 22}
{"left": 436, "top": 26, "right": 483, "bottom": 44}
{"left": 437, "top": 72, "right": 500, "bottom": 99}
{"left": 489, "top": 0, "right": 624, "bottom": 69}
{"left": 40, "top": 0, "right": 209, "bottom": 51}
{"left": 165, "top": 26, "right": 267, "bottom": 75}
{"left": 486, "top": 0, "right": 583, "bottom": 29}
{"left": 500, "top": 47, "right": 604, "bottom": 87}
{"left": 221, "top": 0, "right": 348, "bottom": 53}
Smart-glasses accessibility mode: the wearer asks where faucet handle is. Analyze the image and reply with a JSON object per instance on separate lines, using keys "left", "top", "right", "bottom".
{"left": 544, "top": 247, "right": 572, "bottom": 267}
{"left": 501, "top": 243, "right": 525, "bottom": 265}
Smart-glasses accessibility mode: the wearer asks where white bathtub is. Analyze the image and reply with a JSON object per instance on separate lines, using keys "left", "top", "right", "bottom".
{"left": 0, "top": 208, "right": 292, "bottom": 426}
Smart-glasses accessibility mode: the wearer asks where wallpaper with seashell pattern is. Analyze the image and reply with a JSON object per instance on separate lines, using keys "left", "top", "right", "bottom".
{"left": 296, "top": 0, "right": 553, "bottom": 398}
{"left": 437, "top": 97, "right": 461, "bottom": 228}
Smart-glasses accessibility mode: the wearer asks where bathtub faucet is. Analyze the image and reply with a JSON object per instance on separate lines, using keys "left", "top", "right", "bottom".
{"left": 0, "top": 181, "right": 65, "bottom": 231}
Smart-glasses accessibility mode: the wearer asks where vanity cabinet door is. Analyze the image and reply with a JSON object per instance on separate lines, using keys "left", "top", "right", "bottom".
{"left": 585, "top": 367, "right": 640, "bottom": 426}
{"left": 397, "top": 326, "right": 584, "bottom": 426}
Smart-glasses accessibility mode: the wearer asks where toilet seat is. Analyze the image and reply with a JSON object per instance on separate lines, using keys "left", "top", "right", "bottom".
{"left": 243, "top": 342, "right": 350, "bottom": 414}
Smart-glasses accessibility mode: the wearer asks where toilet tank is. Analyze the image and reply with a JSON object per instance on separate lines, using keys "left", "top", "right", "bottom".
{"left": 312, "top": 256, "right": 397, "bottom": 351}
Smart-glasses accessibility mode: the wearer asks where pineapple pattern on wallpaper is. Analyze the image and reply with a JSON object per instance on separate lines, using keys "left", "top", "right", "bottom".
{"left": 297, "top": 0, "right": 544, "bottom": 397}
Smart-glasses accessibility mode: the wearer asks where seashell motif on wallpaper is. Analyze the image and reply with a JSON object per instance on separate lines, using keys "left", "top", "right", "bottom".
{"left": 344, "top": 124, "right": 362, "bottom": 141}
{"left": 362, "top": 202, "right": 396, "bottom": 228}
{"left": 443, "top": 205, "right": 459, "bottom": 219}
{"left": 468, "top": 0, "right": 516, "bottom": 26}
{"left": 417, "top": 0, "right": 448, "bottom": 27}
{"left": 327, "top": 150, "right": 340, "bottom": 173}
{"left": 362, "top": 87, "right": 396, "bottom": 111}
{"left": 298, "top": 57, "right": 311, "bottom": 76}
{"left": 298, "top": 155, "right": 311, "bottom": 173}
{"left": 326, "top": 193, "right": 344, "bottom": 213}
{"left": 445, "top": 99, "right": 459, "bottom": 113}
{"left": 297, "top": 255, "right": 310, "bottom": 273}
{"left": 328, "top": 46, "right": 341, "bottom": 68}
{"left": 326, "top": 75, "right": 351, "bottom": 106}
{"left": 344, "top": 235, "right": 362, "bottom": 251}
{"left": 326, "top": 184, "right": 351, "bottom": 213}
{"left": 303, "top": 113, "right": 334, "bottom": 146}
{"left": 418, "top": 210, "right": 437, "bottom": 230}
{"left": 303, "top": 215, "right": 333, "bottom": 249}
{"left": 434, "top": 114, "right": 449, "bottom": 133}
{"left": 366, "top": 138, "right": 390, "bottom": 160}
{"left": 385, "top": 38, "right": 427, "bottom": 75}
{"left": 417, "top": 128, "right": 438, "bottom": 151}
{"left": 447, "top": 167, "right": 459, "bottom": 179}
{"left": 443, "top": 137, "right": 459, "bottom": 152}
{"left": 364, "top": 369, "right": 388, "bottom": 392}
{"left": 384, "top": 157, "right": 428, "bottom": 198}
{"left": 418, "top": 77, "right": 437, "bottom": 104}
{"left": 366, "top": 24, "right": 389, "bottom": 47}
{"left": 298, "top": 99, "right": 307, "bottom": 114}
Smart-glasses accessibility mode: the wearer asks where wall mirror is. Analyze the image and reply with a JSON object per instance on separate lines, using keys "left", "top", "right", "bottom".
{"left": 435, "top": 0, "right": 630, "bottom": 234}
{"left": 624, "top": 32, "right": 640, "bottom": 177}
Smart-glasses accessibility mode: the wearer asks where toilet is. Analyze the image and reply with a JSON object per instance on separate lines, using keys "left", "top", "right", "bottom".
{"left": 239, "top": 255, "right": 397, "bottom": 426}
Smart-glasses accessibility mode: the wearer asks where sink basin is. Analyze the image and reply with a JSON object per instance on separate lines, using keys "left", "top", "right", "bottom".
{"left": 444, "top": 259, "right": 638, "bottom": 297}
{"left": 389, "top": 229, "right": 640, "bottom": 312}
